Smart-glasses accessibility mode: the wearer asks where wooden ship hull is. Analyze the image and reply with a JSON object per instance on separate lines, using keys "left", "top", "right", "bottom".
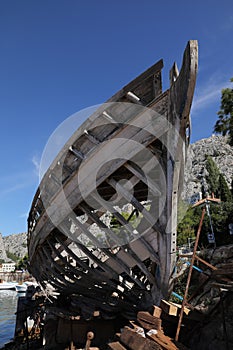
{"left": 28, "top": 41, "right": 198, "bottom": 320}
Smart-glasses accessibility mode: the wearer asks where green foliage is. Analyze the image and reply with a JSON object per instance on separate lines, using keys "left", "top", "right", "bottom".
{"left": 170, "top": 270, "right": 188, "bottom": 302}
{"left": 177, "top": 200, "right": 233, "bottom": 248}
{"left": 205, "top": 155, "right": 220, "bottom": 196}
{"left": 110, "top": 210, "right": 140, "bottom": 229}
{"left": 178, "top": 156, "right": 233, "bottom": 247}
{"left": 214, "top": 78, "right": 233, "bottom": 146}
{"left": 6, "top": 251, "right": 19, "bottom": 262}
{"left": 177, "top": 81, "right": 233, "bottom": 249}
{"left": 16, "top": 255, "right": 29, "bottom": 271}
{"left": 231, "top": 176, "right": 233, "bottom": 197}
{"left": 200, "top": 201, "right": 233, "bottom": 246}
{"left": 110, "top": 210, "right": 141, "bottom": 245}
{"left": 219, "top": 173, "right": 232, "bottom": 202}
{"left": 205, "top": 156, "right": 232, "bottom": 202}
{"left": 177, "top": 207, "right": 198, "bottom": 246}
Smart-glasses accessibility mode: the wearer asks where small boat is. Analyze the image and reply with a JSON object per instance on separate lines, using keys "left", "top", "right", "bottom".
{"left": 15, "top": 283, "right": 28, "bottom": 292}
{"left": 0, "top": 281, "right": 17, "bottom": 290}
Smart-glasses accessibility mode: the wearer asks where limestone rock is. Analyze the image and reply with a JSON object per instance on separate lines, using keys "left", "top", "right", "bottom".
{"left": 3, "top": 232, "right": 27, "bottom": 260}
{"left": 0, "top": 233, "right": 8, "bottom": 261}
{"left": 183, "top": 135, "right": 233, "bottom": 201}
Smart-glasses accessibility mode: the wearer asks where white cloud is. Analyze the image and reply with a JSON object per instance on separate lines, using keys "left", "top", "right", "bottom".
{"left": 192, "top": 77, "right": 232, "bottom": 114}
{"left": 32, "top": 155, "right": 41, "bottom": 177}
{"left": 19, "top": 212, "right": 28, "bottom": 219}
{"left": 1, "top": 183, "right": 26, "bottom": 195}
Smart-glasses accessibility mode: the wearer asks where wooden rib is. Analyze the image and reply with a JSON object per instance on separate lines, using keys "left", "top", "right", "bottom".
{"left": 80, "top": 199, "right": 159, "bottom": 265}
{"left": 58, "top": 220, "right": 145, "bottom": 289}
{"left": 84, "top": 129, "right": 100, "bottom": 144}
{"left": 70, "top": 217, "right": 146, "bottom": 288}
{"left": 69, "top": 146, "right": 85, "bottom": 160}
{"left": 55, "top": 236, "right": 138, "bottom": 300}
{"left": 55, "top": 234, "right": 108, "bottom": 277}
{"left": 106, "top": 177, "right": 162, "bottom": 233}
{"left": 41, "top": 246, "right": 106, "bottom": 298}
{"left": 124, "top": 161, "right": 161, "bottom": 196}
{"left": 45, "top": 241, "right": 142, "bottom": 305}
{"left": 58, "top": 222, "right": 120, "bottom": 278}
{"left": 46, "top": 238, "right": 116, "bottom": 293}
{"left": 38, "top": 250, "right": 67, "bottom": 289}
{"left": 56, "top": 224, "right": 153, "bottom": 296}
{"left": 78, "top": 203, "right": 156, "bottom": 285}
{"left": 108, "top": 59, "right": 163, "bottom": 102}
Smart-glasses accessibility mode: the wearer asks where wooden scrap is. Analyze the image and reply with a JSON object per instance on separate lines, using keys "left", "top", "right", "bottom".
{"left": 147, "top": 330, "right": 178, "bottom": 350}
{"left": 211, "top": 282, "right": 233, "bottom": 291}
{"left": 194, "top": 255, "right": 217, "bottom": 270}
{"left": 153, "top": 305, "right": 162, "bottom": 318}
{"left": 160, "top": 300, "right": 190, "bottom": 316}
{"left": 120, "top": 326, "right": 162, "bottom": 350}
{"left": 171, "top": 303, "right": 191, "bottom": 315}
{"left": 137, "top": 311, "right": 162, "bottom": 331}
{"left": 108, "top": 342, "right": 127, "bottom": 350}
{"left": 160, "top": 300, "right": 177, "bottom": 316}
{"left": 211, "top": 267, "right": 233, "bottom": 277}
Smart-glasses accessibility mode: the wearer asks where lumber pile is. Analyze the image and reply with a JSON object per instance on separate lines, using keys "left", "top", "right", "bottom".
{"left": 211, "top": 263, "right": 233, "bottom": 290}
{"left": 108, "top": 306, "right": 189, "bottom": 350}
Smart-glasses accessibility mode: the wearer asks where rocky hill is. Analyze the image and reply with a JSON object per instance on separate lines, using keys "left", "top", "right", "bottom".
{"left": 183, "top": 135, "right": 233, "bottom": 201}
{"left": 0, "top": 233, "right": 8, "bottom": 261}
{"left": 0, "top": 232, "right": 27, "bottom": 262}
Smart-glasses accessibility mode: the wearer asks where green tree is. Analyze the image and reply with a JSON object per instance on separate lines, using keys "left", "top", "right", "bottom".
{"left": 214, "top": 78, "right": 233, "bottom": 146}
{"left": 6, "top": 251, "right": 19, "bottom": 262}
{"left": 205, "top": 156, "right": 220, "bottom": 196}
{"left": 177, "top": 206, "right": 200, "bottom": 246}
{"left": 16, "top": 255, "right": 29, "bottom": 271}
{"left": 231, "top": 176, "right": 233, "bottom": 197}
{"left": 219, "top": 174, "right": 232, "bottom": 202}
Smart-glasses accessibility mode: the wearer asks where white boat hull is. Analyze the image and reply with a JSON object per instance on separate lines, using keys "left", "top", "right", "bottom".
{"left": 0, "top": 282, "right": 17, "bottom": 290}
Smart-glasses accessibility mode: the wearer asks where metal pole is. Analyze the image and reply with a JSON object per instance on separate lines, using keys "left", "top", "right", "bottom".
{"left": 175, "top": 207, "right": 206, "bottom": 341}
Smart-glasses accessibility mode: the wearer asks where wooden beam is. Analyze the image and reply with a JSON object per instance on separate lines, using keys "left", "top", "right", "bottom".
{"left": 108, "top": 59, "right": 163, "bottom": 103}
{"left": 120, "top": 327, "right": 162, "bottom": 350}
{"left": 147, "top": 330, "right": 178, "bottom": 350}
{"left": 125, "top": 162, "right": 161, "bottom": 196}
{"left": 106, "top": 177, "right": 162, "bottom": 234}
{"left": 194, "top": 255, "right": 217, "bottom": 270}
{"left": 137, "top": 311, "right": 162, "bottom": 331}
{"left": 108, "top": 342, "right": 127, "bottom": 350}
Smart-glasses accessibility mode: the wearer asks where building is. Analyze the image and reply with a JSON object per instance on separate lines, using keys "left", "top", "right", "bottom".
{"left": 0, "top": 262, "right": 16, "bottom": 273}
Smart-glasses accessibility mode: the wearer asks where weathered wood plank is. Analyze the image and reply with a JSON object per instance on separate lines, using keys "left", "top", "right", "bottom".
{"left": 137, "top": 311, "right": 162, "bottom": 331}
{"left": 147, "top": 331, "right": 178, "bottom": 350}
{"left": 108, "top": 342, "right": 127, "bottom": 350}
{"left": 120, "top": 327, "right": 162, "bottom": 350}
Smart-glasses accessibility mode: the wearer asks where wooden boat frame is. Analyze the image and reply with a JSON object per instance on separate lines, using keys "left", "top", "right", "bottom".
{"left": 28, "top": 40, "right": 198, "bottom": 319}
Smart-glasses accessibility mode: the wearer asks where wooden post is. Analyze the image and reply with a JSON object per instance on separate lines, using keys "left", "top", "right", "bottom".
{"left": 85, "top": 331, "right": 94, "bottom": 350}
{"left": 175, "top": 207, "right": 206, "bottom": 341}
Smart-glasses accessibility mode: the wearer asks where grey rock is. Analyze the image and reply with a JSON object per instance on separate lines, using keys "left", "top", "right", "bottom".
{"left": 183, "top": 135, "right": 233, "bottom": 201}
{"left": 2, "top": 232, "right": 27, "bottom": 261}
{"left": 0, "top": 233, "right": 8, "bottom": 261}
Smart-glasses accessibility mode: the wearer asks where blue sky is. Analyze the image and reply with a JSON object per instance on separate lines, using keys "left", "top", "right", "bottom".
{"left": 0, "top": 1, "right": 232, "bottom": 236}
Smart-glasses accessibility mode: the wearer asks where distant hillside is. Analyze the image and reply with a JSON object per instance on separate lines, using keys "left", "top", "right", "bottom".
{"left": 0, "top": 233, "right": 8, "bottom": 261}
{"left": 183, "top": 135, "right": 233, "bottom": 201}
{"left": 2, "top": 232, "right": 27, "bottom": 262}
